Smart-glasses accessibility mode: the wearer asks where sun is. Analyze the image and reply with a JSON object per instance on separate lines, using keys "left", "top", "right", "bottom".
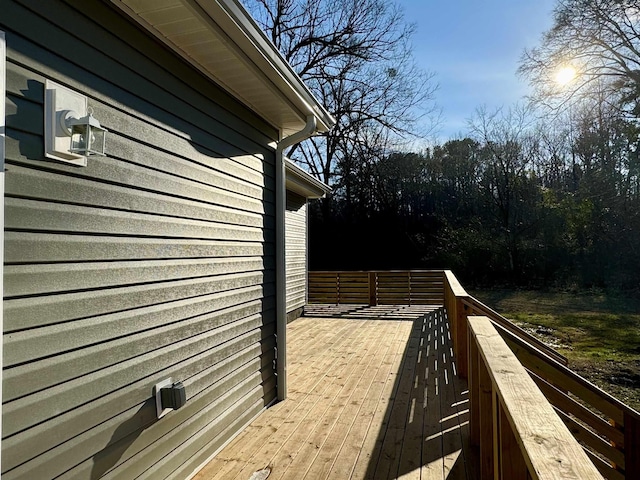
{"left": 555, "top": 66, "right": 577, "bottom": 85}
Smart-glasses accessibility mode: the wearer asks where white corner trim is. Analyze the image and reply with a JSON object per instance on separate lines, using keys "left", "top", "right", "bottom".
{"left": 0, "top": 29, "right": 6, "bottom": 476}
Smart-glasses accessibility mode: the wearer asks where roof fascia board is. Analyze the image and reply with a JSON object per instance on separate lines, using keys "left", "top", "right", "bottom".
{"left": 285, "top": 159, "right": 331, "bottom": 199}
{"left": 181, "top": 0, "right": 308, "bottom": 128}
{"left": 110, "top": 0, "right": 335, "bottom": 134}
{"left": 198, "top": 0, "right": 335, "bottom": 132}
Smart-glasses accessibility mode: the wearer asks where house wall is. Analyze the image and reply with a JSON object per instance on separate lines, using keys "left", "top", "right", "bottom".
{"left": 2, "top": 1, "right": 278, "bottom": 478}
{"left": 285, "top": 191, "right": 308, "bottom": 318}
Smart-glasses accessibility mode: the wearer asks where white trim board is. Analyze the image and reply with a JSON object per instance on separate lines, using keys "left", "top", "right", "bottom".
{"left": 0, "top": 29, "right": 7, "bottom": 475}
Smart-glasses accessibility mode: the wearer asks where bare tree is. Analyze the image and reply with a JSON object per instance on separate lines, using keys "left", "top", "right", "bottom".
{"left": 245, "top": 0, "right": 439, "bottom": 185}
{"left": 519, "top": 0, "right": 640, "bottom": 116}
{"left": 469, "top": 105, "right": 541, "bottom": 277}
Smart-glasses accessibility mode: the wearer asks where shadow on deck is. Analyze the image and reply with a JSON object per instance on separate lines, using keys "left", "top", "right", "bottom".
{"left": 195, "top": 305, "right": 478, "bottom": 480}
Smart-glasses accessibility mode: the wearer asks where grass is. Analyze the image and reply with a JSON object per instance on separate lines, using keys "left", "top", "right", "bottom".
{"left": 470, "top": 289, "right": 640, "bottom": 412}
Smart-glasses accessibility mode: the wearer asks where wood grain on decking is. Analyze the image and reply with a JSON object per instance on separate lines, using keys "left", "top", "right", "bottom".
{"left": 194, "top": 305, "right": 476, "bottom": 480}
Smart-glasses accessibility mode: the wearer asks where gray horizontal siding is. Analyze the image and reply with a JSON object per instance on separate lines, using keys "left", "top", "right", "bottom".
{"left": 5, "top": 232, "right": 266, "bottom": 263}
{"left": 5, "top": 342, "right": 276, "bottom": 479}
{"left": 2, "top": 0, "right": 279, "bottom": 478}
{"left": 5, "top": 257, "right": 271, "bottom": 298}
{"left": 6, "top": 196, "right": 266, "bottom": 240}
{"left": 5, "top": 0, "right": 278, "bottom": 157}
{"left": 285, "top": 191, "right": 308, "bottom": 313}
{"left": 4, "top": 296, "right": 270, "bottom": 401}
{"left": 4, "top": 270, "right": 273, "bottom": 332}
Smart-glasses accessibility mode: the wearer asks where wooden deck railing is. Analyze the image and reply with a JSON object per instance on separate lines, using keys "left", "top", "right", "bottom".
{"left": 443, "top": 270, "right": 568, "bottom": 379}
{"left": 308, "top": 270, "right": 444, "bottom": 306}
{"left": 308, "top": 270, "right": 640, "bottom": 480}
{"left": 442, "top": 270, "right": 640, "bottom": 480}
{"left": 468, "top": 315, "right": 604, "bottom": 480}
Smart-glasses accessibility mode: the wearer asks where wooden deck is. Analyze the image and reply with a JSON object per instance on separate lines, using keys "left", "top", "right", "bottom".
{"left": 194, "top": 305, "right": 477, "bottom": 480}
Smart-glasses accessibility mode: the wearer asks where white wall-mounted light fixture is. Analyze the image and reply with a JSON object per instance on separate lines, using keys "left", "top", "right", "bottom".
{"left": 44, "top": 80, "right": 107, "bottom": 166}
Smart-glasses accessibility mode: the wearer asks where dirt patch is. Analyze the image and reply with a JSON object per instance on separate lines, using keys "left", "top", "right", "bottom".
{"left": 515, "top": 319, "right": 640, "bottom": 411}
{"left": 570, "top": 358, "right": 640, "bottom": 411}
{"left": 512, "top": 320, "right": 572, "bottom": 351}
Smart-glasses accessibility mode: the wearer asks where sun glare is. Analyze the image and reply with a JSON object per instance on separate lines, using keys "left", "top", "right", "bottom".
{"left": 555, "top": 66, "right": 577, "bottom": 85}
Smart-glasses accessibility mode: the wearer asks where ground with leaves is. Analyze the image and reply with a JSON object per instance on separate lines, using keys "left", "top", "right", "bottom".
{"left": 471, "top": 289, "right": 640, "bottom": 412}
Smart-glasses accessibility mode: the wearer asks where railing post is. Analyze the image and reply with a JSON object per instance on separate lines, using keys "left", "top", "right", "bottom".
{"left": 442, "top": 271, "right": 470, "bottom": 379}
{"left": 368, "top": 272, "right": 377, "bottom": 306}
{"left": 444, "top": 273, "right": 456, "bottom": 358}
{"left": 499, "top": 403, "right": 527, "bottom": 479}
{"left": 478, "top": 354, "right": 496, "bottom": 480}
{"left": 458, "top": 298, "right": 469, "bottom": 378}
{"left": 625, "top": 412, "right": 640, "bottom": 478}
{"left": 469, "top": 325, "right": 480, "bottom": 447}
{"left": 445, "top": 274, "right": 457, "bottom": 357}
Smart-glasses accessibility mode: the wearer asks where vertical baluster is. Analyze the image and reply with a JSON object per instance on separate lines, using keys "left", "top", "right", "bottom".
{"left": 368, "top": 271, "right": 376, "bottom": 306}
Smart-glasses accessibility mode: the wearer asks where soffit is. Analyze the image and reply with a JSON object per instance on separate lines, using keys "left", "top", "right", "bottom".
{"left": 111, "top": 0, "right": 334, "bottom": 137}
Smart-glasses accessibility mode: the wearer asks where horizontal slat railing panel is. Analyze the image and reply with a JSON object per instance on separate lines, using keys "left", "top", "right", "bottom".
{"left": 530, "top": 370, "right": 625, "bottom": 446}
{"left": 462, "top": 296, "right": 568, "bottom": 366}
{"left": 443, "top": 269, "right": 640, "bottom": 479}
{"left": 494, "top": 321, "right": 640, "bottom": 479}
{"left": 308, "top": 270, "right": 445, "bottom": 306}
{"left": 555, "top": 408, "right": 625, "bottom": 469}
{"left": 469, "top": 315, "right": 605, "bottom": 480}
{"left": 587, "top": 450, "right": 626, "bottom": 480}
{"left": 496, "top": 323, "right": 628, "bottom": 425}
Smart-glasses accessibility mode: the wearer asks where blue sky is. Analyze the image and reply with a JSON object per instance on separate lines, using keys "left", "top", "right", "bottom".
{"left": 395, "top": 0, "right": 557, "bottom": 141}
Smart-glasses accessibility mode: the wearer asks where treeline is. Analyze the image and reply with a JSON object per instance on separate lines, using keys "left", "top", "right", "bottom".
{"left": 309, "top": 105, "right": 640, "bottom": 291}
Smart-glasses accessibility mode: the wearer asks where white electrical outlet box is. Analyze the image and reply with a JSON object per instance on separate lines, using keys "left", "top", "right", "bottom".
{"left": 154, "top": 377, "right": 173, "bottom": 419}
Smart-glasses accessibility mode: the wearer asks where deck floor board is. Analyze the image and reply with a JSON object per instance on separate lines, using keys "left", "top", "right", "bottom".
{"left": 194, "top": 305, "right": 474, "bottom": 480}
